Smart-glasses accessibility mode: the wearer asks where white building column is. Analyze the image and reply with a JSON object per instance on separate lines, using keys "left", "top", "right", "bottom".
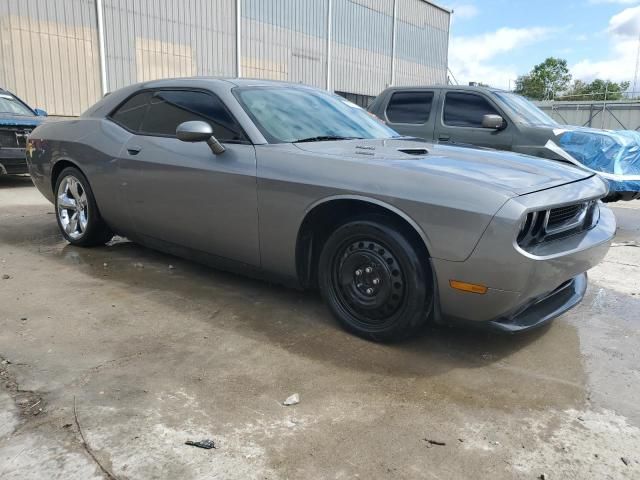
{"left": 95, "top": 0, "right": 108, "bottom": 95}
{"left": 236, "top": 0, "right": 242, "bottom": 77}
{"left": 326, "top": 0, "right": 332, "bottom": 91}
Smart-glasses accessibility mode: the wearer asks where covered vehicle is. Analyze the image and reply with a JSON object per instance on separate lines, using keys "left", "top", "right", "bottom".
{"left": 27, "top": 79, "right": 615, "bottom": 341}
{"left": 0, "top": 88, "right": 47, "bottom": 175}
{"left": 368, "top": 85, "right": 640, "bottom": 201}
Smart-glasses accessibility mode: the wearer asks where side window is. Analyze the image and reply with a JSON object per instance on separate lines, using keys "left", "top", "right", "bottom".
{"left": 385, "top": 91, "right": 434, "bottom": 124}
{"left": 110, "top": 92, "right": 152, "bottom": 131}
{"left": 138, "top": 90, "right": 246, "bottom": 142}
{"left": 443, "top": 92, "right": 500, "bottom": 128}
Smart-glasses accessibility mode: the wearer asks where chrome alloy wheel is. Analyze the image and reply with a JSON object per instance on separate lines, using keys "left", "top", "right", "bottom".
{"left": 57, "top": 175, "right": 89, "bottom": 240}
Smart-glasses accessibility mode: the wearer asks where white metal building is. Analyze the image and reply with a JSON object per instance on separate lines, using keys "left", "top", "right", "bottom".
{"left": 0, "top": 0, "right": 451, "bottom": 116}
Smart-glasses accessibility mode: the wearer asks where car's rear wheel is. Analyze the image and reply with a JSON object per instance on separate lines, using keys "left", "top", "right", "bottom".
{"left": 55, "top": 167, "right": 113, "bottom": 246}
{"left": 318, "top": 215, "right": 432, "bottom": 342}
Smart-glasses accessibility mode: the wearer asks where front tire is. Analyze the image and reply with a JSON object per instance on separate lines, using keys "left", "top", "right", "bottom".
{"left": 54, "top": 166, "right": 113, "bottom": 246}
{"left": 318, "top": 216, "right": 432, "bottom": 342}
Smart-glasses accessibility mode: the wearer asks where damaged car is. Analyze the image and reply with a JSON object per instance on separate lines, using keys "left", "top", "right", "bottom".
{"left": 369, "top": 85, "right": 640, "bottom": 201}
{"left": 0, "top": 88, "right": 47, "bottom": 175}
{"left": 26, "top": 79, "right": 615, "bottom": 341}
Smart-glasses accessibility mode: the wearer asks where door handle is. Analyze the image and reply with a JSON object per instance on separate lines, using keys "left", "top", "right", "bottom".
{"left": 438, "top": 134, "right": 450, "bottom": 142}
{"left": 127, "top": 146, "right": 142, "bottom": 155}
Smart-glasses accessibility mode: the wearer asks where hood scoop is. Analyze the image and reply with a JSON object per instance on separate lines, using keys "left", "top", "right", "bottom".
{"left": 398, "top": 148, "right": 428, "bottom": 156}
{"left": 295, "top": 138, "right": 434, "bottom": 160}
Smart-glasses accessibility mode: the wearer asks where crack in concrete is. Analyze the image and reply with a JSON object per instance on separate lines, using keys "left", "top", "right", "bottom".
{"left": 0, "top": 356, "right": 45, "bottom": 421}
{"left": 603, "top": 260, "right": 640, "bottom": 268}
{"left": 73, "top": 396, "right": 120, "bottom": 480}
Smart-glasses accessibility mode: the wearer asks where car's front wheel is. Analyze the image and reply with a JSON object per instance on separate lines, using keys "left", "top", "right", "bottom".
{"left": 55, "top": 166, "right": 113, "bottom": 246}
{"left": 318, "top": 216, "right": 432, "bottom": 342}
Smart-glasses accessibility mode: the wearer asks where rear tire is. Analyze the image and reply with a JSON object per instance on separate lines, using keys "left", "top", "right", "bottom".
{"left": 54, "top": 166, "right": 113, "bottom": 246}
{"left": 318, "top": 215, "right": 432, "bottom": 342}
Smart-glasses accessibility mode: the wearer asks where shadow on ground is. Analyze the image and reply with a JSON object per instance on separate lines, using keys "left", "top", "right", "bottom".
{"left": 0, "top": 175, "right": 33, "bottom": 189}
{"left": 1, "top": 204, "right": 561, "bottom": 390}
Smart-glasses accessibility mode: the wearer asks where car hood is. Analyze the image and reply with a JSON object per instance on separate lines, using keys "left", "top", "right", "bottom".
{"left": 0, "top": 113, "right": 43, "bottom": 128}
{"left": 294, "top": 138, "right": 593, "bottom": 196}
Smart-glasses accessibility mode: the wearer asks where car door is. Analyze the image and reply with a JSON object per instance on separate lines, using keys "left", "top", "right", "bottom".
{"left": 115, "top": 88, "right": 260, "bottom": 266}
{"left": 381, "top": 89, "right": 439, "bottom": 141}
{"left": 435, "top": 90, "right": 513, "bottom": 150}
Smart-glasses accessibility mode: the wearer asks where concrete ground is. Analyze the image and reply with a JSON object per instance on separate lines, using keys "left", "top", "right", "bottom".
{"left": 0, "top": 174, "right": 638, "bottom": 479}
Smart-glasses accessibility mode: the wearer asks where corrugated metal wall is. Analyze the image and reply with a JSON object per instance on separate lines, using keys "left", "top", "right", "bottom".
{"left": 103, "top": 0, "right": 237, "bottom": 90}
{"left": 0, "top": 0, "right": 449, "bottom": 116}
{"left": 330, "top": 0, "right": 393, "bottom": 96}
{"left": 0, "top": 0, "right": 101, "bottom": 116}
{"left": 241, "top": 0, "right": 328, "bottom": 88}
{"left": 394, "top": 0, "right": 449, "bottom": 86}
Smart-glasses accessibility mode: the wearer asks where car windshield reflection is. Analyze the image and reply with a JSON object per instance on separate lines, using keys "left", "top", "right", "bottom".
{"left": 235, "top": 87, "right": 399, "bottom": 143}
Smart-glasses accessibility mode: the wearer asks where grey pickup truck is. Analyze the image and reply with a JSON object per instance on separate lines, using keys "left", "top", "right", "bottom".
{"left": 368, "top": 85, "right": 640, "bottom": 201}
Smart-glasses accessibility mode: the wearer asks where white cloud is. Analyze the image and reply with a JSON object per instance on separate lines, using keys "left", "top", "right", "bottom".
{"left": 449, "top": 27, "right": 554, "bottom": 88}
{"left": 571, "top": 37, "right": 637, "bottom": 83}
{"left": 570, "top": 6, "right": 640, "bottom": 84}
{"left": 608, "top": 5, "right": 640, "bottom": 35}
{"left": 452, "top": 4, "right": 479, "bottom": 20}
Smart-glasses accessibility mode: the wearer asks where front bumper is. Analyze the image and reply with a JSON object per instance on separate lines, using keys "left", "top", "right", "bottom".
{"left": 431, "top": 177, "right": 615, "bottom": 331}
{"left": 0, "top": 149, "right": 28, "bottom": 174}
{"left": 488, "top": 273, "right": 587, "bottom": 333}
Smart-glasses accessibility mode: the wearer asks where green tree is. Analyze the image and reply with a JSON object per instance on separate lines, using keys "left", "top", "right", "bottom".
{"left": 514, "top": 57, "right": 572, "bottom": 100}
{"left": 561, "top": 79, "right": 630, "bottom": 101}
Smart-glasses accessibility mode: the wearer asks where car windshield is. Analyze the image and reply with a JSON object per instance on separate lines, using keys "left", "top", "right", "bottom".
{"left": 235, "top": 86, "right": 399, "bottom": 143}
{"left": 493, "top": 91, "right": 558, "bottom": 127}
{"left": 0, "top": 93, "right": 34, "bottom": 116}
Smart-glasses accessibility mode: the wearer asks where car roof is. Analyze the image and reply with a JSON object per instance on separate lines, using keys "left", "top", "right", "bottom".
{"left": 82, "top": 77, "right": 322, "bottom": 120}
{"left": 382, "top": 84, "right": 509, "bottom": 94}
{"left": 134, "top": 77, "right": 316, "bottom": 90}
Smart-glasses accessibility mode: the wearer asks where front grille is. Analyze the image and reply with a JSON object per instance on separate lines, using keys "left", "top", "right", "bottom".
{"left": 0, "top": 128, "right": 30, "bottom": 148}
{"left": 0, "top": 131, "right": 18, "bottom": 148}
{"left": 547, "top": 204, "right": 582, "bottom": 229}
{"left": 517, "top": 201, "right": 599, "bottom": 248}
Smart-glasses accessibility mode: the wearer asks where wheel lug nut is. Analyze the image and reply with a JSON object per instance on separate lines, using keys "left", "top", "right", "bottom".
{"left": 372, "top": 278, "right": 380, "bottom": 285}
{"left": 366, "top": 288, "right": 374, "bottom": 295}
{"left": 355, "top": 269, "right": 363, "bottom": 276}
{"left": 365, "top": 267, "right": 373, "bottom": 274}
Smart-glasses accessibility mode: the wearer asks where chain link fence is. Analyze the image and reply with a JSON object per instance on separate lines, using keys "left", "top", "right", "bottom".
{"left": 535, "top": 94, "right": 640, "bottom": 131}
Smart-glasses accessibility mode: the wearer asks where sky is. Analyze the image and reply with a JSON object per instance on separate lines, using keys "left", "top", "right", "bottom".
{"left": 444, "top": 0, "right": 640, "bottom": 91}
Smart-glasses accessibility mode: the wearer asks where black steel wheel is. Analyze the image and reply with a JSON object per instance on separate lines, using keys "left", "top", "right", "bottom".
{"left": 54, "top": 166, "right": 113, "bottom": 247}
{"left": 318, "top": 215, "right": 432, "bottom": 341}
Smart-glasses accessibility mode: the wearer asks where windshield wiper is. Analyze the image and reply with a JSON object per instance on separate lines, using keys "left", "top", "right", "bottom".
{"left": 293, "top": 135, "right": 360, "bottom": 143}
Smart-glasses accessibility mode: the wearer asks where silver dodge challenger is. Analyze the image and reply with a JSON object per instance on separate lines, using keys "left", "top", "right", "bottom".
{"left": 26, "top": 78, "right": 616, "bottom": 341}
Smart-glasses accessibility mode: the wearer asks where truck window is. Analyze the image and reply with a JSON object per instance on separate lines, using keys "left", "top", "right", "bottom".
{"left": 385, "top": 91, "right": 434, "bottom": 124}
{"left": 443, "top": 92, "right": 500, "bottom": 128}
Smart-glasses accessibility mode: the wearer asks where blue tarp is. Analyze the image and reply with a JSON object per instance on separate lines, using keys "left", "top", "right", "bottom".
{"left": 555, "top": 128, "right": 640, "bottom": 193}
{"left": 0, "top": 116, "right": 42, "bottom": 128}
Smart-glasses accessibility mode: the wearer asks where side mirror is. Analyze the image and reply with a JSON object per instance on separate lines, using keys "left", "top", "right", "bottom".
{"left": 482, "top": 114, "right": 505, "bottom": 130}
{"left": 34, "top": 108, "right": 48, "bottom": 117}
{"left": 176, "top": 120, "right": 225, "bottom": 154}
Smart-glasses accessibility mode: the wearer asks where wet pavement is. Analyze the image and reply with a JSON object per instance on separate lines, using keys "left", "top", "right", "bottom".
{"left": 0, "top": 175, "right": 639, "bottom": 479}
